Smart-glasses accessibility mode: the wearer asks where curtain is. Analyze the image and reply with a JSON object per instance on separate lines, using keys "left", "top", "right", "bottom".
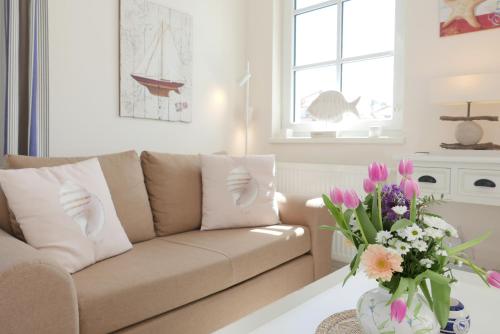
{"left": 3, "top": 0, "right": 48, "bottom": 157}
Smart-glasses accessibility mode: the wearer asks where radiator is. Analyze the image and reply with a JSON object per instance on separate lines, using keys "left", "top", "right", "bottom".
{"left": 276, "top": 162, "right": 364, "bottom": 263}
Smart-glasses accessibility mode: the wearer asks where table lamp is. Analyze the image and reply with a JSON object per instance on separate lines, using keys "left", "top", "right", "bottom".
{"left": 430, "top": 73, "right": 500, "bottom": 149}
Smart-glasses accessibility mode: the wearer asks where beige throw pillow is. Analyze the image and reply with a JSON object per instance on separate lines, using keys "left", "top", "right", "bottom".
{"left": 141, "top": 152, "right": 202, "bottom": 236}
{"left": 200, "top": 154, "right": 279, "bottom": 230}
{"left": 0, "top": 158, "right": 132, "bottom": 273}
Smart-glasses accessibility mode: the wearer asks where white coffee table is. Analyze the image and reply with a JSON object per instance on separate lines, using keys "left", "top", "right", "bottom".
{"left": 215, "top": 266, "right": 500, "bottom": 334}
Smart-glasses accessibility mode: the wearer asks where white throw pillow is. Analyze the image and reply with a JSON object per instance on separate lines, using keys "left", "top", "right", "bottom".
{"left": 0, "top": 158, "right": 132, "bottom": 273}
{"left": 200, "top": 154, "right": 279, "bottom": 230}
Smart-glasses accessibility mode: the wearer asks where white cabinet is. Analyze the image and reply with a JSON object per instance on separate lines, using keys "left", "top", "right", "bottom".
{"left": 396, "top": 153, "right": 500, "bottom": 206}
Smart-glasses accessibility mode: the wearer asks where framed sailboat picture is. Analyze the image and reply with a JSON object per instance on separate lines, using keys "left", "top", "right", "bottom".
{"left": 120, "top": 0, "right": 193, "bottom": 122}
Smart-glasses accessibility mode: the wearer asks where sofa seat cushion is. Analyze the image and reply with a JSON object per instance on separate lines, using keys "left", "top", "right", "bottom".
{"left": 163, "top": 224, "right": 311, "bottom": 283}
{"left": 72, "top": 239, "right": 233, "bottom": 334}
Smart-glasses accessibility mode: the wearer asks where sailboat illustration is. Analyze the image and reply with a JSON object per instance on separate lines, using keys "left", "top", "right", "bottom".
{"left": 131, "top": 20, "right": 185, "bottom": 97}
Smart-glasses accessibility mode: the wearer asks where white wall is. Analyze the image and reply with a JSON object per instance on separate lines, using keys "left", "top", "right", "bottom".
{"left": 48, "top": 0, "right": 246, "bottom": 157}
{"left": 245, "top": 0, "right": 500, "bottom": 269}
{"left": 246, "top": 0, "right": 500, "bottom": 165}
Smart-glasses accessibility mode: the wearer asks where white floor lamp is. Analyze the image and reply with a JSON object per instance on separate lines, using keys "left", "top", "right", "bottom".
{"left": 239, "top": 61, "right": 252, "bottom": 155}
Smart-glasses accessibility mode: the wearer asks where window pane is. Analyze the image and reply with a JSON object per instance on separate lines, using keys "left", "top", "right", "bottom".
{"left": 295, "top": 0, "right": 326, "bottom": 10}
{"left": 341, "top": 57, "right": 394, "bottom": 120}
{"left": 295, "top": 6, "right": 337, "bottom": 66}
{"left": 294, "top": 65, "right": 338, "bottom": 123}
{"left": 342, "top": 0, "right": 395, "bottom": 58}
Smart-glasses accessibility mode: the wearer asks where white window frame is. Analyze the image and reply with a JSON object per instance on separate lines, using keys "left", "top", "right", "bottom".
{"left": 279, "top": 0, "right": 405, "bottom": 139}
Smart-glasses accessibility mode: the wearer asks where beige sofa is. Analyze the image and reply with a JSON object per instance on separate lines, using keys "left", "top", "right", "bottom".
{"left": 0, "top": 151, "right": 333, "bottom": 334}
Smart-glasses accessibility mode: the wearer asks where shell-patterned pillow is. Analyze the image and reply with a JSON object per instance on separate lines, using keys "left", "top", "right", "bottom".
{"left": 0, "top": 158, "right": 132, "bottom": 273}
{"left": 200, "top": 154, "right": 279, "bottom": 230}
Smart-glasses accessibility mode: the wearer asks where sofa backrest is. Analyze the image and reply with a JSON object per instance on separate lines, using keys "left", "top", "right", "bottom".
{"left": 141, "top": 151, "right": 202, "bottom": 236}
{"left": 0, "top": 151, "right": 156, "bottom": 244}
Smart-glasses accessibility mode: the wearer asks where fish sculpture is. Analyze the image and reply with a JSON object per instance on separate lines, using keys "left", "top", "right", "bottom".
{"left": 226, "top": 166, "right": 259, "bottom": 208}
{"left": 307, "top": 91, "right": 360, "bottom": 123}
{"left": 59, "top": 181, "right": 105, "bottom": 242}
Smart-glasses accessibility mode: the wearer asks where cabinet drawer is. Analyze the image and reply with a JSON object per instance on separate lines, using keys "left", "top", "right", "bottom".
{"left": 458, "top": 169, "right": 500, "bottom": 199}
{"left": 413, "top": 167, "right": 451, "bottom": 195}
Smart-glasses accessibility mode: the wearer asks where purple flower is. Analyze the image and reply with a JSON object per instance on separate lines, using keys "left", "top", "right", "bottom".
{"left": 381, "top": 184, "right": 410, "bottom": 223}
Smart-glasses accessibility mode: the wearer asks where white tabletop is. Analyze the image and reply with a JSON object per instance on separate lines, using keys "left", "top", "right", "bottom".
{"left": 215, "top": 266, "right": 500, "bottom": 334}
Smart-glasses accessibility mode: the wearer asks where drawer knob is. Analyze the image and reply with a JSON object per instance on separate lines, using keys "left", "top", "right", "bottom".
{"left": 418, "top": 175, "right": 437, "bottom": 184}
{"left": 473, "top": 179, "right": 496, "bottom": 188}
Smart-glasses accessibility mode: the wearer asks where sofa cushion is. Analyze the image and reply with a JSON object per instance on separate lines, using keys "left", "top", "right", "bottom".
{"left": 0, "top": 158, "right": 132, "bottom": 273}
{"left": 140, "top": 151, "right": 201, "bottom": 236}
{"left": 163, "top": 224, "right": 311, "bottom": 283}
{"left": 3, "top": 151, "right": 155, "bottom": 243}
{"left": 72, "top": 238, "right": 233, "bottom": 334}
{"left": 200, "top": 154, "right": 280, "bottom": 231}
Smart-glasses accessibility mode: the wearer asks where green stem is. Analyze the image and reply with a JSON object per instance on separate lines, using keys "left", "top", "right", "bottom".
{"left": 410, "top": 194, "right": 417, "bottom": 223}
{"left": 377, "top": 185, "right": 383, "bottom": 231}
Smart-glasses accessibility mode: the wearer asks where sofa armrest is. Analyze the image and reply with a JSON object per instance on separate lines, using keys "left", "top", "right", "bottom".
{"left": 277, "top": 193, "right": 334, "bottom": 279}
{"left": 0, "top": 229, "right": 79, "bottom": 334}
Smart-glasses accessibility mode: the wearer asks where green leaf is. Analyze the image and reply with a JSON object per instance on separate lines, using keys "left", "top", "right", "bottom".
{"left": 388, "top": 277, "right": 409, "bottom": 304}
{"left": 320, "top": 225, "right": 360, "bottom": 244}
{"left": 451, "top": 255, "right": 489, "bottom": 286}
{"left": 447, "top": 232, "right": 491, "bottom": 256}
{"left": 343, "top": 244, "right": 367, "bottom": 286}
{"left": 371, "top": 186, "right": 383, "bottom": 231}
{"left": 416, "top": 271, "right": 451, "bottom": 328}
{"left": 354, "top": 204, "right": 378, "bottom": 244}
{"left": 322, "top": 195, "right": 348, "bottom": 231}
{"left": 390, "top": 219, "right": 413, "bottom": 232}
{"left": 429, "top": 276, "right": 451, "bottom": 328}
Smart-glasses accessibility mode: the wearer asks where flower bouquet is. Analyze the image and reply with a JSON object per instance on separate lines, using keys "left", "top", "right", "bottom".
{"left": 321, "top": 160, "right": 500, "bottom": 333}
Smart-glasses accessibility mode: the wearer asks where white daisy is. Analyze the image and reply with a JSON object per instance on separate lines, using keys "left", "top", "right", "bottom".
{"left": 376, "top": 231, "right": 393, "bottom": 244}
{"left": 420, "top": 258, "right": 434, "bottom": 268}
{"left": 397, "top": 229, "right": 408, "bottom": 239}
{"left": 405, "top": 225, "right": 424, "bottom": 241}
{"left": 424, "top": 227, "right": 445, "bottom": 239}
{"left": 444, "top": 226, "right": 459, "bottom": 238}
{"left": 436, "top": 249, "right": 448, "bottom": 257}
{"left": 392, "top": 206, "right": 408, "bottom": 215}
{"left": 423, "top": 216, "right": 459, "bottom": 238}
{"left": 388, "top": 238, "right": 398, "bottom": 247}
{"left": 394, "top": 240, "right": 411, "bottom": 255}
{"left": 412, "top": 240, "right": 428, "bottom": 252}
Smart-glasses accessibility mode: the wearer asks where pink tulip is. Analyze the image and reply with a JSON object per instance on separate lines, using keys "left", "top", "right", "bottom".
{"left": 391, "top": 298, "right": 407, "bottom": 323}
{"left": 398, "top": 160, "right": 414, "bottom": 177}
{"left": 329, "top": 187, "right": 344, "bottom": 206}
{"left": 363, "top": 178, "right": 376, "bottom": 193}
{"left": 368, "top": 162, "right": 388, "bottom": 183}
{"left": 380, "top": 164, "right": 389, "bottom": 182}
{"left": 343, "top": 189, "right": 360, "bottom": 209}
{"left": 487, "top": 271, "right": 500, "bottom": 288}
{"left": 403, "top": 178, "right": 420, "bottom": 200}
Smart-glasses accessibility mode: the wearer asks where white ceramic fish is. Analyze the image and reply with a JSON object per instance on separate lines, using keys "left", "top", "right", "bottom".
{"left": 226, "top": 166, "right": 259, "bottom": 208}
{"left": 59, "top": 181, "right": 105, "bottom": 242}
{"left": 307, "top": 91, "right": 360, "bottom": 123}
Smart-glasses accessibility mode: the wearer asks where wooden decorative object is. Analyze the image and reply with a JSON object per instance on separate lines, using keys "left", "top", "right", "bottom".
{"left": 440, "top": 142, "right": 500, "bottom": 150}
{"left": 440, "top": 115, "right": 499, "bottom": 121}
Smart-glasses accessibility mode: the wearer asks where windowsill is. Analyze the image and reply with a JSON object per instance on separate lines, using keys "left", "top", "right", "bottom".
{"left": 269, "top": 135, "right": 405, "bottom": 144}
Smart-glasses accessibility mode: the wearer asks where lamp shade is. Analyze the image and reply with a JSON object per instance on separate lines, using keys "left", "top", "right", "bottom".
{"left": 430, "top": 73, "right": 500, "bottom": 105}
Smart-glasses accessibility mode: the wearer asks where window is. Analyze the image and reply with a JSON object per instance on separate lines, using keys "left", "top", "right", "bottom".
{"left": 281, "top": 0, "right": 402, "bottom": 138}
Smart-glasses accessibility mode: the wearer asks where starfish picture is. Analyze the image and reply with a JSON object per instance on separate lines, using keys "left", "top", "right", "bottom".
{"left": 442, "top": 0, "right": 487, "bottom": 28}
